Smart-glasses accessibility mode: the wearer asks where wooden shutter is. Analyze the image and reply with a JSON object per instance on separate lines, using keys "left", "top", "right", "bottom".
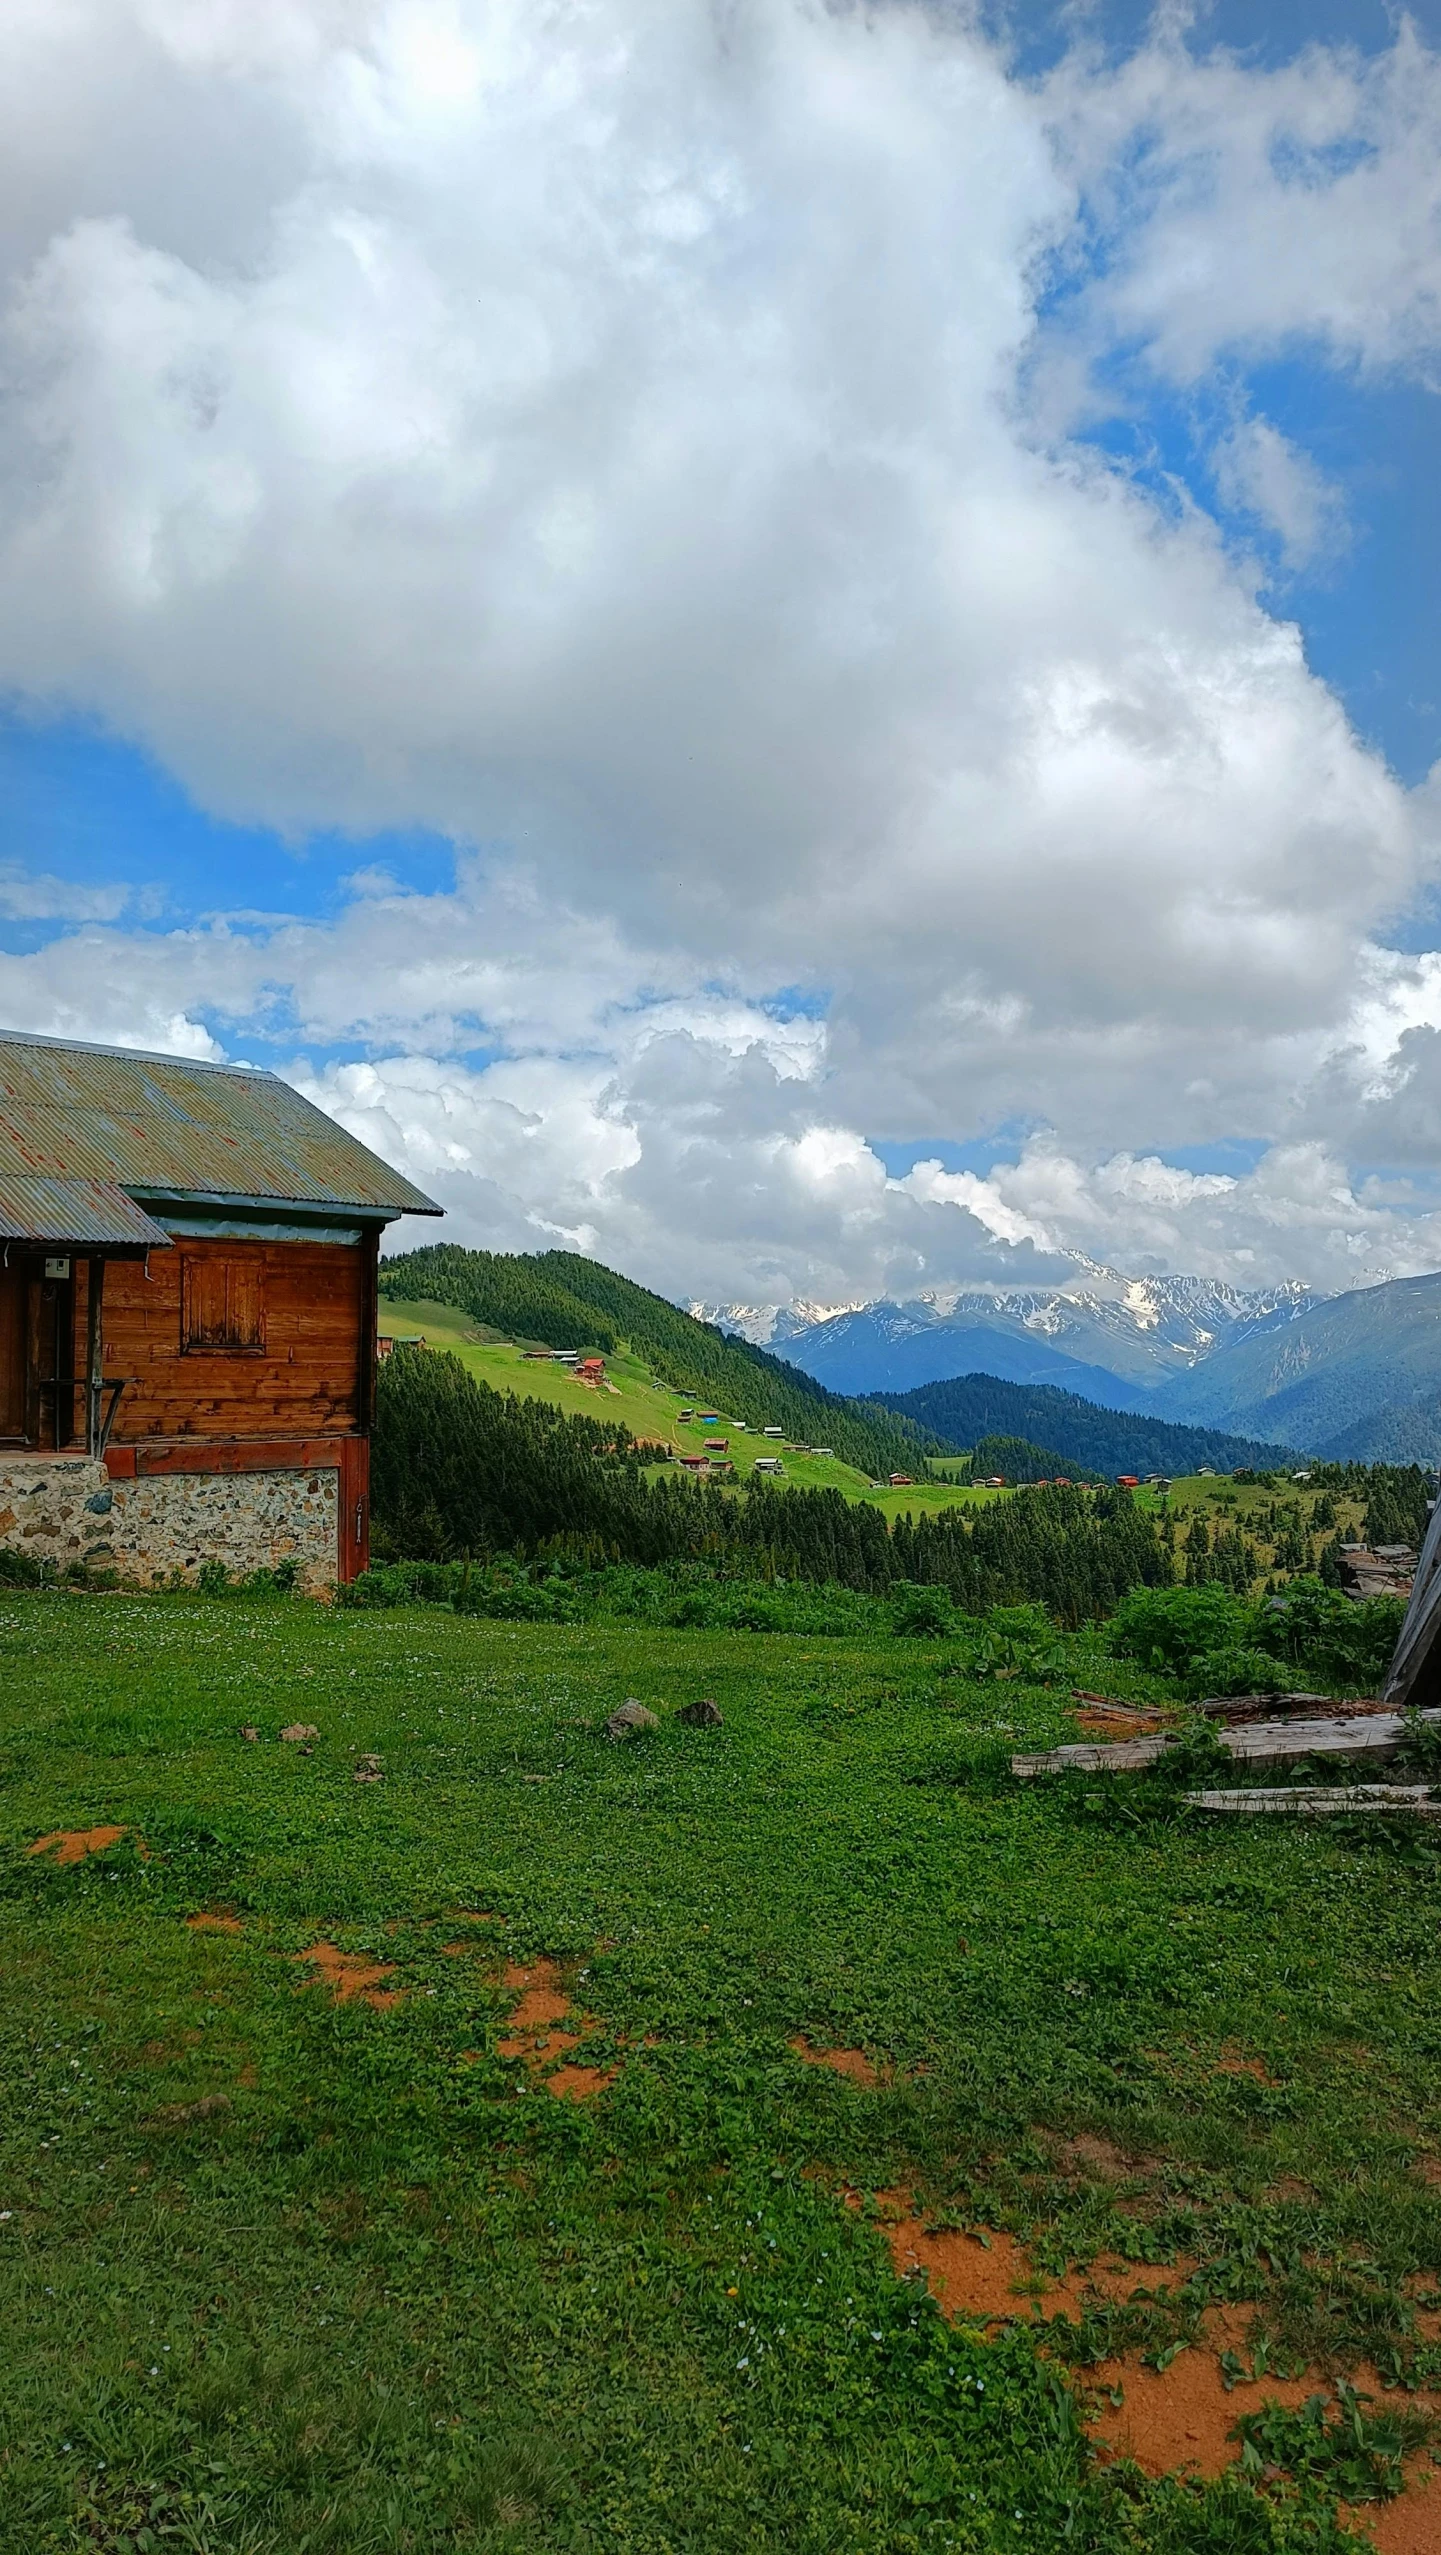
{"left": 181, "top": 1254, "right": 266, "bottom": 1354}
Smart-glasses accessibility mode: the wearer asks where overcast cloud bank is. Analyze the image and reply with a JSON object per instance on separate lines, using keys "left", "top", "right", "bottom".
{"left": 2, "top": 0, "right": 1441, "bottom": 1302}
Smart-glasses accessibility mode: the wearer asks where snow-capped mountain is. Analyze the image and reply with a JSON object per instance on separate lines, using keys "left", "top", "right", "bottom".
{"left": 690, "top": 1299, "right": 867, "bottom": 1347}
{"left": 697, "top": 1272, "right": 1321, "bottom": 1403}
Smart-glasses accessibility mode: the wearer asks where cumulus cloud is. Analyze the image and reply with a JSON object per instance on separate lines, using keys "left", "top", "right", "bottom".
{"left": 1042, "top": 18, "right": 1441, "bottom": 386}
{"left": 0, "top": 2, "right": 1439, "bottom": 1300}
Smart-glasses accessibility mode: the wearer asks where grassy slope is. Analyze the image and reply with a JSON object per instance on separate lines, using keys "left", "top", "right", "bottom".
{"left": 5, "top": 1590, "right": 1441, "bottom": 2551}
{"left": 378, "top": 1296, "right": 998, "bottom": 1518}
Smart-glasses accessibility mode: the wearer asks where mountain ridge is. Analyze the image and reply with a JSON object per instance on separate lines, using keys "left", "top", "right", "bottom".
{"left": 871, "top": 1374, "right": 1304, "bottom": 1480}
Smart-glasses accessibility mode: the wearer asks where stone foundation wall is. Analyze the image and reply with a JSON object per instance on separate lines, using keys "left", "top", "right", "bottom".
{"left": 0, "top": 1456, "right": 338, "bottom": 1595}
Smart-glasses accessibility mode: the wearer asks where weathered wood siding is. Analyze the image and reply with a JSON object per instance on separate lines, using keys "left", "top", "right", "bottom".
{"left": 82, "top": 1236, "right": 374, "bottom": 1442}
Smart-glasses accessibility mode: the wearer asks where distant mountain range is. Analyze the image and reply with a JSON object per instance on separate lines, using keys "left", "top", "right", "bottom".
{"left": 699, "top": 1269, "right": 1441, "bottom": 1462}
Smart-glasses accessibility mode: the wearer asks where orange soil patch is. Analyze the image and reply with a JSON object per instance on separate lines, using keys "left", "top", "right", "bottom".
{"left": 790, "top": 2036, "right": 886, "bottom": 2088}
{"left": 187, "top": 1912, "right": 243, "bottom": 1935}
{"left": 28, "top": 1824, "right": 134, "bottom": 1866}
{"left": 1343, "top": 2463, "right": 1441, "bottom": 2552}
{"left": 870, "top": 2188, "right": 1439, "bottom": 2518}
{"left": 494, "top": 1958, "right": 612, "bottom": 2100}
{"left": 1087, "top": 2337, "right": 1321, "bottom": 2478}
{"left": 501, "top": 1960, "right": 574, "bottom": 2029}
{"left": 293, "top": 1942, "right": 405, "bottom": 2010}
{"left": 498, "top": 2026, "right": 582, "bottom": 2061}
{"left": 870, "top": 2189, "right": 1195, "bottom": 2326}
{"left": 547, "top": 2063, "right": 618, "bottom": 2101}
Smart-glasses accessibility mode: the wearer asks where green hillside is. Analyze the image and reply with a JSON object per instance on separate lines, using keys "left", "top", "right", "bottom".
{"left": 380, "top": 1245, "right": 941, "bottom": 1481}
{"left": 377, "top": 1295, "right": 996, "bottom": 1516}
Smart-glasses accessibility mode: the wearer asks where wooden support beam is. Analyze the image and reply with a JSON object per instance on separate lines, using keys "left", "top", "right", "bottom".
{"left": 85, "top": 1256, "right": 104, "bottom": 1457}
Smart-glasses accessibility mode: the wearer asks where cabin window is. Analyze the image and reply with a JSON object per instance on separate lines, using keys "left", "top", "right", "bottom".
{"left": 181, "top": 1254, "right": 266, "bottom": 1355}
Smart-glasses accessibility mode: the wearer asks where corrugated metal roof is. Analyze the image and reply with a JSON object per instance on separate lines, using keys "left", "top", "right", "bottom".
{"left": 0, "top": 1172, "right": 174, "bottom": 1248}
{"left": 0, "top": 1033, "right": 441, "bottom": 1220}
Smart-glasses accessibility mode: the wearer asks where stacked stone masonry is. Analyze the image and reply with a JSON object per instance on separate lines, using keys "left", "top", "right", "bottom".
{"left": 0, "top": 1456, "right": 338, "bottom": 1594}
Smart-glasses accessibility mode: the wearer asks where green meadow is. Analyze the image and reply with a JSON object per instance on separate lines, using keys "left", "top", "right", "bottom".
{"left": 4, "top": 1588, "right": 1441, "bottom": 2551}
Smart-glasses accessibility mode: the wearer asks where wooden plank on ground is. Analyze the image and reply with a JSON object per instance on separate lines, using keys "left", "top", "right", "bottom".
{"left": 1186, "top": 1785, "right": 1441, "bottom": 1818}
{"left": 1011, "top": 1707, "right": 1441, "bottom": 1778}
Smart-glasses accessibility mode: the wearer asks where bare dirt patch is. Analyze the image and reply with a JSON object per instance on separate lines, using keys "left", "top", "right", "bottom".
{"left": 790, "top": 2036, "right": 886, "bottom": 2088}
{"left": 546, "top": 2062, "right": 618, "bottom": 2101}
{"left": 186, "top": 1912, "right": 243, "bottom": 1935}
{"left": 293, "top": 1942, "right": 405, "bottom": 2010}
{"left": 1040, "top": 2132, "right": 1149, "bottom": 2185}
{"left": 494, "top": 1958, "right": 615, "bottom": 2099}
{"left": 1086, "top": 2337, "right": 1321, "bottom": 2478}
{"left": 1215, "top": 2044, "right": 1275, "bottom": 2083}
{"left": 1342, "top": 2463, "right": 1441, "bottom": 2552}
{"left": 28, "top": 1825, "right": 136, "bottom": 1866}
{"left": 866, "top": 2186, "right": 1438, "bottom": 2518}
{"left": 867, "top": 2188, "right": 1194, "bottom": 2326}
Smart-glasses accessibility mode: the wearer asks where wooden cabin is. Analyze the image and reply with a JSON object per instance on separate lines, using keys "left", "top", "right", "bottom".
{"left": 0, "top": 1031, "right": 439, "bottom": 1588}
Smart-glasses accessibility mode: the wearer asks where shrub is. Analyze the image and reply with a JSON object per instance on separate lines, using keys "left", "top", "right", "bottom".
{"left": 890, "top": 1581, "right": 955, "bottom": 1638}
{"left": 1108, "top": 1584, "right": 1249, "bottom": 1674}
{"left": 1183, "top": 1648, "right": 1292, "bottom": 1700}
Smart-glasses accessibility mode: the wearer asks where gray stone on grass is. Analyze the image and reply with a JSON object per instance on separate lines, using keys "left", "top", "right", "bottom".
{"left": 678, "top": 1697, "right": 724, "bottom": 1727}
{"left": 605, "top": 1700, "right": 659, "bottom": 1741}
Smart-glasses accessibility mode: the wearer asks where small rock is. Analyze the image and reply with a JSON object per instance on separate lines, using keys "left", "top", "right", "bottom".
{"left": 605, "top": 1700, "right": 659, "bottom": 1741}
{"left": 353, "top": 1756, "right": 383, "bottom": 1783}
{"left": 678, "top": 1697, "right": 724, "bottom": 1727}
{"left": 279, "top": 1723, "right": 320, "bottom": 1743}
{"left": 239, "top": 1725, "right": 260, "bottom": 1743}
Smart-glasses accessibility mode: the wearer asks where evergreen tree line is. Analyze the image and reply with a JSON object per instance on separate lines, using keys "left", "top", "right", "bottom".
{"left": 379, "top": 1243, "right": 937, "bottom": 1482}
{"left": 372, "top": 1350, "right": 1172, "bottom": 1623}
{"left": 870, "top": 1373, "right": 1297, "bottom": 1479}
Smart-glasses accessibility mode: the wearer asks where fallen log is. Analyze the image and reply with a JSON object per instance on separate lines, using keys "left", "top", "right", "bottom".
{"left": 1192, "top": 1691, "right": 1343, "bottom": 1721}
{"left": 1186, "top": 1784, "right": 1441, "bottom": 1818}
{"left": 1012, "top": 1706, "right": 1441, "bottom": 1779}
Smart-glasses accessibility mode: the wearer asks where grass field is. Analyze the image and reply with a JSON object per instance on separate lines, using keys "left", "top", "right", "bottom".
{"left": 5, "top": 1588, "right": 1441, "bottom": 2551}
{"left": 376, "top": 1297, "right": 1000, "bottom": 1518}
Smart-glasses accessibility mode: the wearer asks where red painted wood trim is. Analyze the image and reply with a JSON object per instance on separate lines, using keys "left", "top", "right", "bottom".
{"left": 104, "top": 1437, "right": 345, "bottom": 1480}
{"left": 337, "top": 1434, "right": 370, "bottom": 1583}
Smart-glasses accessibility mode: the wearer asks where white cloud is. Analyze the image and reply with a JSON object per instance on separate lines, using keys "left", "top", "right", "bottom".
{"left": 1210, "top": 415, "right": 1347, "bottom": 571}
{"left": 0, "top": 863, "right": 131, "bottom": 921}
{"left": 1042, "top": 19, "right": 1441, "bottom": 386}
{"left": 0, "top": 4, "right": 1439, "bottom": 1302}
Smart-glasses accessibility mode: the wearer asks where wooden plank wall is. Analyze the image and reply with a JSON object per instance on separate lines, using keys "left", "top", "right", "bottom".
{"left": 81, "top": 1237, "right": 373, "bottom": 1442}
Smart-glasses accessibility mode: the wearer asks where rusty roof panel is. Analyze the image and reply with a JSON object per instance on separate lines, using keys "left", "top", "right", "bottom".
{"left": 0, "top": 1034, "right": 441, "bottom": 1219}
{"left": 0, "top": 1172, "right": 173, "bottom": 1247}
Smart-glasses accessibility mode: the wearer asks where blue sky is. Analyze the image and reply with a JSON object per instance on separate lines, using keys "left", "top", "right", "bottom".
{"left": 1, "top": 0, "right": 1439, "bottom": 1301}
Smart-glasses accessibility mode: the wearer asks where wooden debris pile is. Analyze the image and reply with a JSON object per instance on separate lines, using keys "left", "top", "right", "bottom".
{"left": 1013, "top": 1691, "right": 1441, "bottom": 1818}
